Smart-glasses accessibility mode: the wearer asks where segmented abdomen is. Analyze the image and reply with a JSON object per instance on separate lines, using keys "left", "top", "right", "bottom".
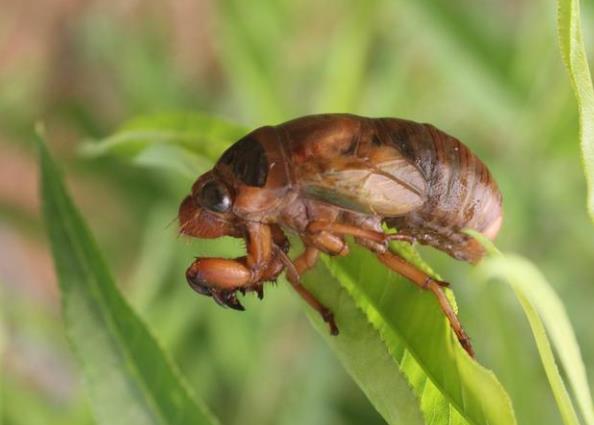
{"left": 376, "top": 118, "right": 503, "bottom": 262}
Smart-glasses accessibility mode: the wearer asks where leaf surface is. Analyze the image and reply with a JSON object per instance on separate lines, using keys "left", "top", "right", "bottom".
{"left": 38, "top": 132, "right": 218, "bottom": 425}
{"left": 305, "top": 243, "right": 517, "bottom": 425}
{"left": 80, "top": 112, "right": 246, "bottom": 162}
{"left": 558, "top": 0, "right": 594, "bottom": 223}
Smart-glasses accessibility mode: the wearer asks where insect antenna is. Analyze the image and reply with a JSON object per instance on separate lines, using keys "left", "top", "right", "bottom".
{"left": 177, "top": 215, "right": 194, "bottom": 238}
{"left": 164, "top": 214, "right": 179, "bottom": 230}
{"left": 163, "top": 213, "right": 191, "bottom": 242}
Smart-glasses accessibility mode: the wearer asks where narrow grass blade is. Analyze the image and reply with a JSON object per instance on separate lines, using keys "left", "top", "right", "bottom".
{"left": 558, "top": 0, "right": 594, "bottom": 223}
{"left": 37, "top": 131, "right": 218, "bottom": 425}
{"left": 470, "top": 231, "right": 592, "bottom": 425}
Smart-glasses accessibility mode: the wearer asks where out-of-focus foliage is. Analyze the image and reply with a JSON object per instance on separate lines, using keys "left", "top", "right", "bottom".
{"left": 479, "top": 254, "right": 591, "bottom": 425}
{"left": 558, "top": 0, "right": 594, "bottom": 224}
{"left": 470, "top": 231, "right": 593, "bottom": 425}
{"left": 81, "top": 113, "right": 245, "bottom": 163}
{"left": 38, "top": 133, "right": 218, "bottom": 425}
{"left": 80, "top": 112, "right": 247, "bottom": 179}
{"left": 2, "top": 0, "right": 594, "bottom": 425}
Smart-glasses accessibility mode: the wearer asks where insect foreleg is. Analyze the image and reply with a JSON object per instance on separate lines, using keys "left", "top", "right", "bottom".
{"left": 186, "top": 223, "right": 284, "bottom": 309}
{"left": 357, "top": 240, "right": 474, "bottom": 357}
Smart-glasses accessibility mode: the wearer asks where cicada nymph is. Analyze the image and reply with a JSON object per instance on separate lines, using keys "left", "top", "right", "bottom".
{"left": 179, "top": 114, "right": 503, "bottom": 356}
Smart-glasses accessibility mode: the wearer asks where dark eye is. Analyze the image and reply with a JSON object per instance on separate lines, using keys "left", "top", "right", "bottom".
{"left": 199, "top": 181, "right": 232, "bottom": 212}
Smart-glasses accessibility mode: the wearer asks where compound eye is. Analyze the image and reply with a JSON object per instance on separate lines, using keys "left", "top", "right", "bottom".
{"left": 199, "top": 181, "right": 232, "bottom": 213}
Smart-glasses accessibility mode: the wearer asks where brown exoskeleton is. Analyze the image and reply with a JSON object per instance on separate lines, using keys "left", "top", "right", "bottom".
{"left": 179, "top": 114, "right": 503, "bottom": 356}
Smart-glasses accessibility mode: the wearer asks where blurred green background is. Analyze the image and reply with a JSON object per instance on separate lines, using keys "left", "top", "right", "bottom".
{"left": 1, "top": 0, "right": 593, "bottom": 424}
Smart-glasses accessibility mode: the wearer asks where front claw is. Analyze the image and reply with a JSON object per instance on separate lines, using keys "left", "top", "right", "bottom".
{"left": 185, "top": 256, "right": 252, "bottom": 306}
{"left": 186, "top": 265, "right": 212, "bottom": 296}
{"left": 212, "top": 289, "right": 245, "bottom": 311}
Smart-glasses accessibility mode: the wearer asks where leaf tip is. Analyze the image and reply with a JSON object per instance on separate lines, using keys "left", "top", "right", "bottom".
{"left": 34, "top": 121, "right": 47, "bottom": 143}
{"left": 33, "top": 121, "right": 52, "bottom": 163}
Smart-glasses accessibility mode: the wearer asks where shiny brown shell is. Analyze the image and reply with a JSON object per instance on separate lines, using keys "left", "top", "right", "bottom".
{"left": 179, "top": 114, "right": 503, "bottom": 353}
{"left": 265, "top": 114, "right": 502, "bottom": 262}
{"left": 181, "top": 113, "right": 503, "bottom": 263}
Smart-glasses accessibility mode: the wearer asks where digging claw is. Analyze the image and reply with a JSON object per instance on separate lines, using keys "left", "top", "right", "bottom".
{"left": 225, "top": 293, "right": 245, "bottom": 311}
{"left": 186, "top": 267, "right": 212, "bottom": 297}
{"left": 212, "top": 290, "right": 245, "bottom": 311}
{"left": 185, "top": 260, "right": 247, "bottom": 312}
{"left": 211, "top": 290, "right": 226, "bottom": 307}
{"left": 256, "top": 285, "right": 264, "bottom": 300}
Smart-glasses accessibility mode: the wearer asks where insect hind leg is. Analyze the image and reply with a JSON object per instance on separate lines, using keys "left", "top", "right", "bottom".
{"left": 357, "top": 239, "right": 474, "bottom": 357}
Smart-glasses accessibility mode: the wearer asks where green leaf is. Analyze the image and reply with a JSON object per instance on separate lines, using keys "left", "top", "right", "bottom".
{"left": 80, "top": 112, "right": 246, "bottom": 162}
{"left": 37, "top": 131, "right": 218, "bottom": 425}
{"left": 470, "top": 232, "right": 594, "bottom": 425}
{"left": 304, "top": 243, "right": 517, "bottom": 425}
{"left": 95, "top": 112, "right": 517, "bottom": 425}
{"left": 477, "top": 256, "right": 581, "bottom": 425}
{"left": 557, "top": 0, "right": 594, "bottom": 223}
{"left": 305, "top": 265, "right": 426, "bottom": 425}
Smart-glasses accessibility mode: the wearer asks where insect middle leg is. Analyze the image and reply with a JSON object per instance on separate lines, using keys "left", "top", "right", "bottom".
{"left": 275, "top": 246, "right": 339, "bottom": 335}
{"left": 307, "top": 221, "right": 414, "bottom": 244}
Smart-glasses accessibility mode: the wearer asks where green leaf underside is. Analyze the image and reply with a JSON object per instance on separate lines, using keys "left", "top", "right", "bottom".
{"left": 305, "top": 265, "right": 426, "bottom": 425}
{"left": 38, "top": 134, "right": 218, "bottom": 425}
{"left": 469, "top": 231, "right": 594, "bottom": 425}
{"left": 88, "top": 113, "right": 517, "bottom": 424}
{"left": 304, "top": 243, "right": 516, "bottom": 425}
{"left": 557, "top": 0, "right": 594, "bottom": 223}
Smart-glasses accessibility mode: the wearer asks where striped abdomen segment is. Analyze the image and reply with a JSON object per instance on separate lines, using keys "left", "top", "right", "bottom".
{"left": 376, "top": 118, "right": 503, "bottom": 262}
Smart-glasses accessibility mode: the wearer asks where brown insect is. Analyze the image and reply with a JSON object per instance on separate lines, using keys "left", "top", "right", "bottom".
{"left": 179, "top": 114, "right": 502, "bottom": 356}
